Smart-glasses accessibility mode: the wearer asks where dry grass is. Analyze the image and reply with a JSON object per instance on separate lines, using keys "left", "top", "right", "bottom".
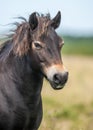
{"left": 39, "top": 55, "right": 93, "bottom": 130}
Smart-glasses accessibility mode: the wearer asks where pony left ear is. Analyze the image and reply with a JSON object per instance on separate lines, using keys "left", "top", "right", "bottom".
{"left": 29, "top": 12, "right": 38, "bottom": 31}
{"left": 51, "top": 11, "right": 61, "bottom": 29}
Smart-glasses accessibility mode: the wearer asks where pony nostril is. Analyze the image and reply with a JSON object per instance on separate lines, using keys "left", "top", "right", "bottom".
{"left": 53, "top": 74, "right": 62, "bottom": 85}
{"left": 53, "top": 72, "right": 68, "bottom": 86}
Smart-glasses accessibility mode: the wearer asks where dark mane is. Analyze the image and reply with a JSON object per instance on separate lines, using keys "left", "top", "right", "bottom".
{"left": 10, "top": 13, "right": 51, "bottom": 40}
{"left": 0, "top": 13, "right": 51, "bottom": 57}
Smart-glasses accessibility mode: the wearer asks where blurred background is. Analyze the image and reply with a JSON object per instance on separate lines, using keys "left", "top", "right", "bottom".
{"left": 0, "top": 0, "right": 93, "bottom": 130}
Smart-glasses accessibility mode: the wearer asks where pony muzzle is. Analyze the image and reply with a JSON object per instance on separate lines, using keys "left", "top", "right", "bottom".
{"left": 45, "top": 65, "right": 68, "bottom": 90}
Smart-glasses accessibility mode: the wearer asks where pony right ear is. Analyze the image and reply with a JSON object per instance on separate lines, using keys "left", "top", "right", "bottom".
{"left": 29, "top": 12, "right": 38, "bottom": 31}
{"left": 51, "top": 11, "right": 61, "bottom": 29}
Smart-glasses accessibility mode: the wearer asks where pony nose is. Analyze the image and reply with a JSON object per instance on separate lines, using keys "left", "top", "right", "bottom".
{"left": 53, "top": 71, "right": 68, "bottom": 86}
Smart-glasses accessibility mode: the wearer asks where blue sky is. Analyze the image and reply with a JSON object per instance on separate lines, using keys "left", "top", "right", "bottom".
{"left": 0, "top": 0, "right": 93, "bottom": 36}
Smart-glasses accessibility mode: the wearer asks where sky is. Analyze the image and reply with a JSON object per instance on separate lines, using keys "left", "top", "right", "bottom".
{"left": 0, "top": 0, "right": 93, "bottom": 36}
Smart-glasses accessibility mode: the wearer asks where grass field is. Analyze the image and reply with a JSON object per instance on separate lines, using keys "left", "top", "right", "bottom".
{"left": 62, "top": 36, "right": 93, "bottom": 56}
{"left": 39, "top": 55, "right": 93, "bottom": 130}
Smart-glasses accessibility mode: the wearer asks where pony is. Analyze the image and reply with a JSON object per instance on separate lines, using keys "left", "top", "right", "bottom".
{"left": 0, "top": 11, "right": 68, "bottom": 130}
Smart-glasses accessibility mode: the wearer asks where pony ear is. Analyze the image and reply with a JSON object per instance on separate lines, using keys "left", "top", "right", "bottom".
{"left": 29, "top": 12, "right": 38, "bottom": 30}
{"left": 51, "top": 11, "right": 61, "bottom": 29}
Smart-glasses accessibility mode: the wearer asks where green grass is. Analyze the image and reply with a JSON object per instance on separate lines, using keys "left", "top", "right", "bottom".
{"left": 62, "top": 36, "right": 93, "bottom": 56}
{"left": 55, "top": 103, "right": 87, "bottom": 120}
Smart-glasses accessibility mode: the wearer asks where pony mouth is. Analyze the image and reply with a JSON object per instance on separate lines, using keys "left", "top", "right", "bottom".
{"left": 44, "top": 73, "right": 68, "bottom": 90}
{"left": 49, "top": 81, "right": 66, "bottom": 90}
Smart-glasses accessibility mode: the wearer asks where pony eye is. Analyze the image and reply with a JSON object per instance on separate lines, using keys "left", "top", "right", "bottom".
{"left": 34, "top": 42, "right": 42, "bottom": 50}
